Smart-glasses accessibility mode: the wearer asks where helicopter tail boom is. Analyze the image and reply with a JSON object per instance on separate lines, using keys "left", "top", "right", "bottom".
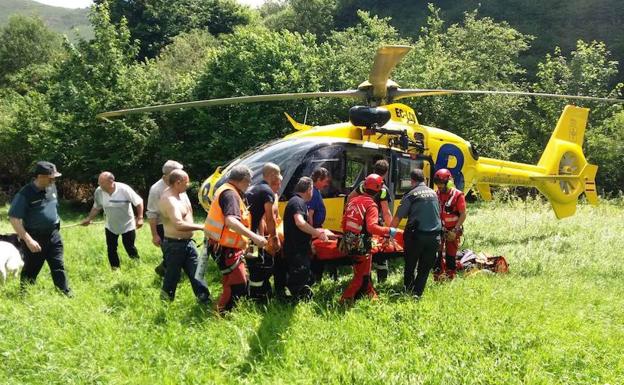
{"left": 473, "top": 105, "right": 598, "bottom": 219}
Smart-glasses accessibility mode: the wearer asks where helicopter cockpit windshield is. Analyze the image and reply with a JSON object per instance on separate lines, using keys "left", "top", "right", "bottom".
{"left": 213, "top": 138, "right": 333, "bottom": 194}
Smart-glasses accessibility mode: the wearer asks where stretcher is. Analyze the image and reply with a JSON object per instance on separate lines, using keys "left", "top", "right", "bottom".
{"left": 311, "top": 232, "right": 404, "bottom": 262}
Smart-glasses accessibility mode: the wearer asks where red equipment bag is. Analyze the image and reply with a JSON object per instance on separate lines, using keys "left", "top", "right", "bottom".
{"left": 312, "top": 238, "right": 345, "bottom": 260}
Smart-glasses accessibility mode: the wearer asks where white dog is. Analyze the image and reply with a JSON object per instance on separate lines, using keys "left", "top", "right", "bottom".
{"left": 0, "top": 235, "right": 24, "bottom": 283}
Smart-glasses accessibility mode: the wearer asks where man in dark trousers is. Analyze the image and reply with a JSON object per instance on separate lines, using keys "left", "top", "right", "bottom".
{"left": 80, "top": 171, "right": 144, "bottom": 270}
{"left": 147, "top": 160, "right": 183, "bottom": 277}
{"left": 283, "top": 177, "right": 328, "bottom": 301}
{"left": 390, "top": 169, "right": 441, "bottom": 299}
{"left": 245, "top": 162, "right": 282, "bottom": 302}
{"left": 8, "top": 161, "right": 72, "bottom": 296}
{"left": 159, "top": 169, "right": 210, "bottom": 304}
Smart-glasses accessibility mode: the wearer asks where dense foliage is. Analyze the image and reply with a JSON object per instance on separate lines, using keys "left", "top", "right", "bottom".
{"left": 0, "top": 1, "right": 622, "bottom": 198}
{"left": 93, "top": 0, "right": 253, "bottom": 59}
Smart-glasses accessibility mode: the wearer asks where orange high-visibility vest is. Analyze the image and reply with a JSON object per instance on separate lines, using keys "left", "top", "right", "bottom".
{"left": 205, "top": 183, "right": 251, "bottom": 250}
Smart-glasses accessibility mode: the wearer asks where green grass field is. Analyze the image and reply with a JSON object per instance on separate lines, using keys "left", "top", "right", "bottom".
{"left": 1, "top": 198, "right": 623, "bottom": 385}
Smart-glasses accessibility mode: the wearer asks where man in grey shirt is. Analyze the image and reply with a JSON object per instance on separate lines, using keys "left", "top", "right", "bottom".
{"left": 81, "top": 172, "right": 144, "bottom": 269}
{"left": 390, "top": 168, "right": 441, "bottom": 299}
{"left": 147, "top": 160, "right": 183, "bottom": 276}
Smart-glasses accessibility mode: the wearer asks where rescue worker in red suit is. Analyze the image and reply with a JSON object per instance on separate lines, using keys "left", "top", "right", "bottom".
{"left": 340, "top": 174, "right": 400, "bottom": 303}
{"left": 347, "top": 159, "right": 393, "bottom": 283}
{"left": 205, "top": 165, "right": 267, "bottom": 313}
{"left": 433, "top": 168, "right": 467, "bottom": 280}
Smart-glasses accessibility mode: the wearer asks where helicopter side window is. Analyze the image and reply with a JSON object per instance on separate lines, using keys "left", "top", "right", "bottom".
{"left": 345, "top": 158, "right": 365, "bottom": 190}
{"left": 344, "top": 145, "right": 388, "bottom": 191}
{"left": 395, "top": 156, "right": 425, "bottom": 197}
{"left": 280, "top": 144, "right": 346, "bottom": 200}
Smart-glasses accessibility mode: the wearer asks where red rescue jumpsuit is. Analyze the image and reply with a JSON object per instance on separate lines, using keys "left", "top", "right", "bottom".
{"left": 436, "top": 187, "right": 466, "bottom": 277}
{"left": 340, "top": 194, "right": 392, "bottom": 302}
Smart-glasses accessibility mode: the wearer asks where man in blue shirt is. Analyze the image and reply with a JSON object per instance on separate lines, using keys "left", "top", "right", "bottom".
{"left": 307, "top": 167, "right": 330, "bottom": 228}
{"left": 308, "top": 167, "right": 332, "bottom": 282}
{"left": 8, "top": 161, "right": 72, "bottom": 296}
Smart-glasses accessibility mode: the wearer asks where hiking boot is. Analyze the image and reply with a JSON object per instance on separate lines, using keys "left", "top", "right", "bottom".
{"left": 154, "top": 262, "right": 166, "bottom": 277}
{"left": 197, "top": 292, "right": 211, "bottom": 305}
{"left": 446, "top": 269, "right": 456, "bottom": 281}
{"left": 376, "top": 268, "right": 388, "bottom": 283}
{"left": 160, "top": 290, "right": 174, "bottom": 302}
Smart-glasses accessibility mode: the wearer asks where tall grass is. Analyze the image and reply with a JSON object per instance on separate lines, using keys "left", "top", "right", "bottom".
{"left": 1, "top": 200, "right": 623, "bottom": 385}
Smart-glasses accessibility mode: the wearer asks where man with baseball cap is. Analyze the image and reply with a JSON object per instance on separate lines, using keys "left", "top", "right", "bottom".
{"left": 8, "top": 161, "right": 72, "bottom": 296}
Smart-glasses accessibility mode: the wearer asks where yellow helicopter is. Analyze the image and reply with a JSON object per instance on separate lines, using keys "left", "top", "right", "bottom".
{"left": 98, "top": 45, "right": 623, "bottom": 231}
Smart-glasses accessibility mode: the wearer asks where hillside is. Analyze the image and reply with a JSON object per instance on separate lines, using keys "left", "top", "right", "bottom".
{"left": 0, "top": 0, "right": 92, "bottom": 40}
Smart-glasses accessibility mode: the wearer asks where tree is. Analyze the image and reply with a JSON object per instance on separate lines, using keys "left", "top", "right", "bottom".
{"left": 400, "top": 6, "right": 532, "bottom": 160}
{"left": 262, "top": 0, "right": 337, "bottom": 39}
{"left": 95, "top": 0, "right": 252, "bottom": 59}
{"left": 533, "top": 41, "right": 623, "bottom": 193}
{"left": 176, "top": 25, "right": 323, "bottom": 171}
{"left": 0, "top": 15, "right": 63, "bottom": 86}
{"left": 42, "top": 2, "right": 159, "bottom": 187}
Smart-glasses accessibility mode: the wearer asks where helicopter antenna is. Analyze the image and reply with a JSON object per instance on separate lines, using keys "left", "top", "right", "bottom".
{"left": 304, "top": 106, "right": 309, "bottom": 125}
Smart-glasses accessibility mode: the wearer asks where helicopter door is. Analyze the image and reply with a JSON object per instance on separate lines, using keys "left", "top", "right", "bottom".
{"left": 322, "top": 144, "right": 391, "bottom": 231}
{"left": 391, "top": 151, "right": 433, "bottom": 220}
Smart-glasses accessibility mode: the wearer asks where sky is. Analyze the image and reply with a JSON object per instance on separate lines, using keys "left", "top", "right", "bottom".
{"left": 32, "top": 0, "right": 265, "bottom": 9}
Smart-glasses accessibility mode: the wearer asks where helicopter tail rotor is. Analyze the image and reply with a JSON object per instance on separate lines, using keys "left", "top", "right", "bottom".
{"left": 473, "top": 105, "right": 598, "bottom": 219}
{"left": 529, "top": 105, "right": 599, "bottom": 218}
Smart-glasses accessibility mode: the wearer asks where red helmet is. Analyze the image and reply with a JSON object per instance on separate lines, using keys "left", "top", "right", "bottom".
{"left": 434, "top": 168, "right": 452, "bottom": 183}
{"left": 364, "top": 173, "right": 384, "bottom": 193}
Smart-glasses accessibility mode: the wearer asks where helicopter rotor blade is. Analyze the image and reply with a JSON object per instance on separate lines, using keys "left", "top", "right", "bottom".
{"left": 367, "top": 45, "right": 412, "bottom": 100}
{"left": 392, "top": 88, "right": 624, "bottom": 103}
{"left": 97, "top": 90, "right": 364, "bottom": 119}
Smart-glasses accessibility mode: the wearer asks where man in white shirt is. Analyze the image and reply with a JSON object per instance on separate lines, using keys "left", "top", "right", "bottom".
{"left": 81, "top": 172, "right": 144, "bottom": 269}
{"left": 147, "top": 160, "right": 183, "bottom": 276}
